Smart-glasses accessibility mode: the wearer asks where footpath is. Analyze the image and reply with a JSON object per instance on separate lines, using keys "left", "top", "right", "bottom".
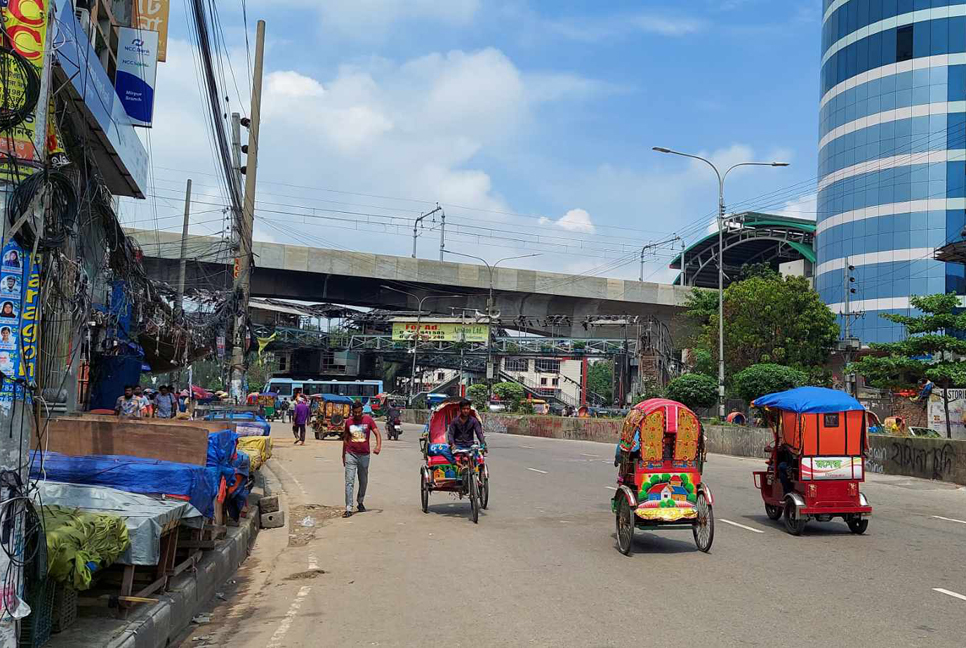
{"left": 401, "top": 409, "right": 966, "bottom": 486}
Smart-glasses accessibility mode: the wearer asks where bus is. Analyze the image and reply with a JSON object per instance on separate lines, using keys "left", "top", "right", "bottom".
{"left": 264, "top": 378, "right": 384, "bottom": 404}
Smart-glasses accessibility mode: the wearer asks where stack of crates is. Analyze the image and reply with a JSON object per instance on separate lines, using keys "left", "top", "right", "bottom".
{"left": 19, "top": 527, "right": 53, "bottom": 648}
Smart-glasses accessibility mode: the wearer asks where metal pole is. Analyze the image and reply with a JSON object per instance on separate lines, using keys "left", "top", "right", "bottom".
{"left": 843, "top": 257, "right": 852, "bottom": 395}
{"left": 717, "top": 176, "right": 726, "bottom": 418}
{"left": 439, "top": 205, "right": 445, "bottom": 262}
{"left": 412, "top": 221, "right": 418, "bottom": 259}
{"left": 176, "top": 179, "right": 192, "bottom": 316}
{"left": 680, "top": 240, "right": 686, "bottom": 287}
{"left": 229, "top": 19, "right": 266, "bottom": 403}
{"left": 639, "top": 246, "right": 645, "bottom": 282}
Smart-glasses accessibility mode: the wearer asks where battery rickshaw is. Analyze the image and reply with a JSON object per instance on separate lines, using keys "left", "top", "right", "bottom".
{"left": 419, "top": 400, "right": 489, "bottom": 523}
{"left": 312, "top": 393, "right": 353, "bottom": 439}
{"left": 613, "top": 398, "right": 714, "bottom": 555}
{"left": 752, "top": 387, "right": 871, "bottom": 536}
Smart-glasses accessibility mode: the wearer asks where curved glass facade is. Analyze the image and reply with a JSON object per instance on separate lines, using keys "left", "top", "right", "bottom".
{"left": 817, "top": 0, "right": 966, "bottom": 343}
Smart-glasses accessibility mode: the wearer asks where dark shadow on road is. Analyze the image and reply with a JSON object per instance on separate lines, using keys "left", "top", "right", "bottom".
{"left": 608, "top": 531, "right": 701, "bottom": 555}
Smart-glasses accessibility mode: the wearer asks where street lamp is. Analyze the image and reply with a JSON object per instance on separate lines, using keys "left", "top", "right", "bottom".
{"left": 443, "top": 251, "right": 541, "bottom": 381}
{"left": 653, "top": 146, "right": 788, "bottom": 417}
{"left": 381, "top": 285, "right": 460, "bottom": 406}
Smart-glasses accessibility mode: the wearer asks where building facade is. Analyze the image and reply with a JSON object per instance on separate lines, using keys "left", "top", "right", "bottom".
{"left": 817, "top": 0, "right": 966, "bottom": 343}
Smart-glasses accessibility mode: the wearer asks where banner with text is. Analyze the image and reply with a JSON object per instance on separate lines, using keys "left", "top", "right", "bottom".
{"left": 133, "top": 0, "right": 171, "bottom": 62}
{"left": 116, "top": 27, "right": 159, "bottom": 127}
{"left": 392, "top": 322, "right": 489, "bottom": 343}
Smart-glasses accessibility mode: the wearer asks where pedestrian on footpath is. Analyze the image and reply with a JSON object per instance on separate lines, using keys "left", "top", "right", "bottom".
{"left": 293, "top": 396, "right": 310, "bottom": 445}
{"left": 342, "top": 400, "right": 381, "bottom": 518}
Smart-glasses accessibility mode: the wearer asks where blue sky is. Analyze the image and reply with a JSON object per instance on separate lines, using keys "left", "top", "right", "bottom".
{"left": 124, "top": 0, "right": 823, "bottom": 282}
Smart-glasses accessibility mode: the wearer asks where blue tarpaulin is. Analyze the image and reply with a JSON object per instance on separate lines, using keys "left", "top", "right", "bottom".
{"left": 30, "top": 451, "right": 220, "bottom": 518}
{"left": 753, "top": 387, "right": 864, "bottom": 414}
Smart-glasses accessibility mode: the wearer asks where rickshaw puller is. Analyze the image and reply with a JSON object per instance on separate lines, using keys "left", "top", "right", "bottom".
{"left": 447, "top": 399, "right": 486, "bottom": 453}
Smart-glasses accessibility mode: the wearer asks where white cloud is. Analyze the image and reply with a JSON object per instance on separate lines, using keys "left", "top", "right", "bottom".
{"left": 537, "top": 208, "right": 596, "bottom": 234}
{"left": 549, "top": 12, "right": 705, "bottom": 42}
{"left": 776, "top": 193, "right": 818, "bottom": 221}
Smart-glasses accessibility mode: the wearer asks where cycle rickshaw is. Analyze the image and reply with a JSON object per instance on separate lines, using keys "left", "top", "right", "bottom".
{"left": 419, "top": 399, "right": 489, "bottom": 523}
{"left": 613, "top": 398, "right": 714, "bottom": 555}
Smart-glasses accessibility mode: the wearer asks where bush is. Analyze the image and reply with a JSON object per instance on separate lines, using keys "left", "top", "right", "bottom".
{"left": 665, "top": 373, "right": 718, "bottom": 410}
{"left": 733, "top": 363, "right": 808, "bottom": 404}
{"left": 491, "top": 382, "right": 525, "bottom": 412}
{"left": 467, "top": 383, "right": 489, "bottom": 410}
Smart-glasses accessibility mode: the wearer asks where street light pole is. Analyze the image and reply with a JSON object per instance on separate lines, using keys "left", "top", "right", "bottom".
{"left": 653, "top": 147, "right": 788, "bottom": 418}
{"left": 382, "top": 286, "right": 460, "bottom": 405}
{"left": 444, "top": 251, "right": 540, "bottom": 382}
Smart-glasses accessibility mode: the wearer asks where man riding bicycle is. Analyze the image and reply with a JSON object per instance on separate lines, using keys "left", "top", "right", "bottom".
{"left": 447, "top": 399, "right": 486, "bottom": 454}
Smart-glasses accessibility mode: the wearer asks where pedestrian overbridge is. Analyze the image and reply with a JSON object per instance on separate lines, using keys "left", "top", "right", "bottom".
{"left": 127, "top": 229, "right": 693, "bottom": 337}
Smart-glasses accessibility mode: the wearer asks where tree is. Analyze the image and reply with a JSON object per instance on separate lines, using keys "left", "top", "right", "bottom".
{"left": 491, "top": 382, "right": 526, "bottom": 412}
{"left": 587, "top": 361, "right": 614, "bottom": 403}
{"left": 685, "top": 272, "right": 838, "bottom": 381}
{"left": 733, "top": 363, "right": 808, "bottom": 404}
{"left": 849, "top": 293, "right": 966, "bottom": 439}
{"left": 665, "top": 373, "right": 718, "bottom": 410}
{"left": 467, "top": 383, "right": 489, "bottom": 410}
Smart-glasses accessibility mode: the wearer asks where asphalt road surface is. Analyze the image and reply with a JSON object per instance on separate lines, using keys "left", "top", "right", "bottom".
{"left": 180, "top": 421, "right": 966, "bottom": 647}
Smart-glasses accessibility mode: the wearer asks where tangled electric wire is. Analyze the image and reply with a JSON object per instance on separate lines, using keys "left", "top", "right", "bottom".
{"left": 0, "top": 45, "right": 40, "bottom": 132}
{"left": 6, "top": 169, "right": 79, "bottom": 250}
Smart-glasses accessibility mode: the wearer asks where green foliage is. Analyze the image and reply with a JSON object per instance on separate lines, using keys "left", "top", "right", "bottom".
{"left": 685, "top": 273, "right": 838, "bottom": 381}
{"left": 467, "top": 383, "right": 490, "bottom": 410}
{"left": 690, "top": 349, "right": 716, "bottom": 377}
{"left": 587, "top": 361, "right": 614, "bottom": 403}
{"left": 665, "top": 373, "right": 718, "bottom": 410}
{"left": 686, "top": 493, "right": 697, "bottom": 504}
{"left": 733, "top": 363, "right": 808, "bottom": 404}
{"left": 492, "top": 382, "right": 526, "bottom": 412}
{"left": 849, "top": 293, "right": 966, "bottom": 439}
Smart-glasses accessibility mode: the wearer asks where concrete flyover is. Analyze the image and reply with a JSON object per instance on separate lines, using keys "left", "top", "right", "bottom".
{"left": 127, "top": 229, "right": 694, "bottom": 336}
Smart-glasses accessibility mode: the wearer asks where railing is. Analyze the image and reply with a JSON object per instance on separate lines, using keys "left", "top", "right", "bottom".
{"left": 498, "top": 371, "right": 579, "bottom": 409}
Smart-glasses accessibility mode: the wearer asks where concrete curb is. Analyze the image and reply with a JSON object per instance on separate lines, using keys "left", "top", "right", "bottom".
{"left": 49, "top": 471, "right": 273, "bottom": 648}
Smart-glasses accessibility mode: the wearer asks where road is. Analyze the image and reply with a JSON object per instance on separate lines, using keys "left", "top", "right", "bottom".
{"left": 181, "top": 421, "right": 966, "bottom": 647}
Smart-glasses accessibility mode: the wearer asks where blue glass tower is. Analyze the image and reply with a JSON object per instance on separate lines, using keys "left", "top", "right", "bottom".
{"left": 817, "top": 0, "right": 966, "bottom": 343}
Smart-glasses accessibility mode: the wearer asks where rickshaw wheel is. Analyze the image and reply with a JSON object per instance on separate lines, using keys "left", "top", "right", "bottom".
{"left": 693, "top": 493, "right": 714, "bottom": 552}
{"left": 468, "top": 470, "right": 480, "bottom": 524}
{"left": 782, "top": 497, "right": 807, "bottom": 536}
{"left": 764, "top": 503, "right": 782, "bottom": 521}
{"left": 420, "top": 471, "right": 429, "bottom": 513}
{"left": 616, "top": 497, "right": 634, "bottom": 556}
{"left": 846, "top": 516, "right": 868, "bottom": 535}
{"left": 480, "top": 470, "right": 489, "bottom": 510}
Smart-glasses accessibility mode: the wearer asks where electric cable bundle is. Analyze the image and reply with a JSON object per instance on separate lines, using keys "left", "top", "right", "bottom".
{"left": 6, "top": 168, "right": 79, "bottom": 250}
{"left": 0, "top": 45, "right": 40, "bottom": 132}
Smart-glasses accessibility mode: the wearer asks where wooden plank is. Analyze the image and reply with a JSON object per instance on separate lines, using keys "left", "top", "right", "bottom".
{"left": 60, "top": 414, "right": 237, "bottom": 434}
{"left": 38, "top": 418, "right": 210, "bottom": 465}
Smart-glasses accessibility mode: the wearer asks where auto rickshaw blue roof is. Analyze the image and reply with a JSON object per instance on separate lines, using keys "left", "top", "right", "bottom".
{"left": 318, "top": 393, "right": 354, "bottom": 403}
{"left": 753, "top": 386, "right": 864, "bottom": 414}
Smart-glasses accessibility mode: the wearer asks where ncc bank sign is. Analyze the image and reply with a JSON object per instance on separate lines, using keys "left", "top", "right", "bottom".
{"left": 116, "top": 27, "right": 159, "bottom": 127}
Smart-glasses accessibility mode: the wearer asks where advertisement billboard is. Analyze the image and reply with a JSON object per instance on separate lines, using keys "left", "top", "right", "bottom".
{"left": 116, "top": 27, "right": 159, "bottom": 127}
{"left": 392, "top": 322, "right": 489, "bottom": 343}
{"left": 133, "top": 0, "right": 171, "bottom": 62}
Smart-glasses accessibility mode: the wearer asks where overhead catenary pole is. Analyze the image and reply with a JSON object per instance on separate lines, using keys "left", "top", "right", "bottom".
{"left": 229, "top": 20, "right": 265, "bottom": 403}
{"left": 439, "top": 205, "right": 445, "bottom": 262}
{"left": 176, "top": 179, "right": 192, "bottom": 315}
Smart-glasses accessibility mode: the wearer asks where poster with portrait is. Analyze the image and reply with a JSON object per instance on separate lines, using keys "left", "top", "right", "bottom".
{"left": 0, "top": 276, "right": 20, "bottom": 297}
{"left": 0, "top": 326, "right": 17, "bottom": 351}
{"left": 0, "top": 242, "right": 32, "bottom": 403}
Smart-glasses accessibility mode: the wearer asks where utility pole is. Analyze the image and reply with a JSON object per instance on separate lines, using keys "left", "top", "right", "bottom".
{"left": 842, "top": 259, "right": 860, "bottom": 395}
{"left": 230, "top": 112, "right": 243, "bottom": 250}
{"left": 176, "top": 179, "right": 192, "bottom": 316}
{"left": 439, "top": 206, "right": 445, "bottom": 262}
{"left": 412, "top": 205, "right": 443, "bottom": 259}
{"left": 229, "top": 20, "right": 265, "bottom": 402}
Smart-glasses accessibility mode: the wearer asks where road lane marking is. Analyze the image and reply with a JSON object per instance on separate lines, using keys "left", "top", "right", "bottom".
{"left": 266, "top": 586, "right": 311, "bottom": 648}
{"left": 932, "top": 515, "right": 966, "bottom": 525}
{"left": 308, "top": 554, "right": 319, "bottom": 571}
{"left": 526, "top": 468, "right": 548, "bottom": 474}
{"left": 605, "top": 486, "right": 617, "bottom": 491}
{"left": 580, "top": 453, "right": 599, "bottom": 457}
{"left": 276, "top": 462, "right": 308, "bottom": 499}
{"left": 933, "top": 588, "right": 966, "bottom": 602}
{"left": 521, "top": 445, "right": 535, "bottom": 449}
{"left": 720, "top": 519, "right": 765, "bottom": 534}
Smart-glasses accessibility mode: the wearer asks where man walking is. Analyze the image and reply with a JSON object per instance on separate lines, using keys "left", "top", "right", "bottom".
{"left": 114, "top": 385, "right": 143, "bottom": 419}
{"left": 292, "top": 396, "right": 310, "bottom": 445}
{"left": 342, "top": 401, "right": 381, "bottom": 518}
{"left": 154, "top": 385, "right": 177, "bottom": 419}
